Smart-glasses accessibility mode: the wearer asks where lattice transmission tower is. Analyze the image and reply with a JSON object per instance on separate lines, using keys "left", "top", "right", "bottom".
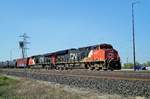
{"left": 19, "top": 33, "right": 30, "bottom": 59}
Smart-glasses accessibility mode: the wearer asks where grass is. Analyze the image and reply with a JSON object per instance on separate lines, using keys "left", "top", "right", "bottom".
{"left": 0, "top": 75, "right": 93, "bottom": 99}
{"left": 0, "top": 76, "right": 19, "bottom": 99}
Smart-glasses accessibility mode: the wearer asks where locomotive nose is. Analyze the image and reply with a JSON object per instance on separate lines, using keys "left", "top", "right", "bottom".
{"left": 106, "top": 50, "right": 117, "bottom": 60}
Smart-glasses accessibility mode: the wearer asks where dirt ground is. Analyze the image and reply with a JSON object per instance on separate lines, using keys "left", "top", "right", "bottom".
{"left": 0, "top": 75, "right": 146, "bottom": 99}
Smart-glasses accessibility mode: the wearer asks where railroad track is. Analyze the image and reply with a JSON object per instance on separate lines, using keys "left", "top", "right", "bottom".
{"left": 1, "top": 68, "right": 150, "bottom": 81}
{"left": 0, "top": 68, "right": 150, "bottom": 97}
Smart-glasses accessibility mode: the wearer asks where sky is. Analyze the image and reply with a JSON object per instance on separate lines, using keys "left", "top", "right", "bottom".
{"left": 0, "top": 0, "right": 150, "bottom": 63}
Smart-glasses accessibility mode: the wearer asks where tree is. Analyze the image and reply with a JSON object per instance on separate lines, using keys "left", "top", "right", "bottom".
{"left": 123, "top": 61, "right": 141, "bottom": 69}
{"left": 142, "top": 61, "right": 150, "bottom": 67}
{"left": 123, "top": 63, "right": 134, "bottom": 69}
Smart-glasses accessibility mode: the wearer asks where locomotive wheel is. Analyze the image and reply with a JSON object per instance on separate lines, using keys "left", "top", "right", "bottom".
{"left": 42, "top": 65, "right": 45, "bottom": 69}
{"left": 84, "top": 64, "right": 89, "bottom": 69}
{"left": 109, "top": 66, "right": 114, "bottom": 71}
{"left": 95, "top": 64, "right": 101, "bottom": 71}
{"left": 96, "top": 67, "right": 101, "bottom": 71}
{"left": 64, "top": 64, "right": 69, "bottom": 70}
{"left": 90, "top": 67, "right": 95, "bottom": 70}
{"left": 64, "top": 67, "right": 68, "bottom": 70}
{"left": 61, "top": 67, "right": 64, "bottom": 70}
{"left": 103, "top": 69, "right": 108, "bottom": 71}
{"left": 56, "top": 66, "right": 59, "bottom": 70}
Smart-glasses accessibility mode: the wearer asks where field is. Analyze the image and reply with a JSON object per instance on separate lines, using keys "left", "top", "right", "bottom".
{"left": 0, "top": 75, "right": 86, "bottom": 99}
{"left": 0, "top": 74, "right": 147, "bottom": 99}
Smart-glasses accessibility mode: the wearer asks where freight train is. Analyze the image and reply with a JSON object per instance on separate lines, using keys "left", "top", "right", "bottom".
{"left": 0, "top": 43, "right": 121, "bottom": 70}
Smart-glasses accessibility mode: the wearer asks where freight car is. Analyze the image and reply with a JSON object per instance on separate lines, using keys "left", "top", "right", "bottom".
{"left": 0, "top": 61, "right": 9, "bottom": 68}
{"left": 0, "top": 60, "right": 16, "bottom": 68}
{"left": 16, "top": 58, "right": 28, "bottom": 68}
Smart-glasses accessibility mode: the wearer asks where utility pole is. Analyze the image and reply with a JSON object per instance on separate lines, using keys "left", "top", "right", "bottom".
{"left": 126, "top": 57, "right": 128, "bottom": 64}
{"left": 10, "top": 50, "right": 12, "bottom": 61}
{"left": 19, "top": 33, "right": 30, "bottom": 59}
{"left": 132, "top": 1, "right": 139, "bottom": 71}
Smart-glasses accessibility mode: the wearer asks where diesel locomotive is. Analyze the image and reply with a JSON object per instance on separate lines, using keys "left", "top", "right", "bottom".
{"left": 0, "top": 43, "right": 121, "bottom": 70}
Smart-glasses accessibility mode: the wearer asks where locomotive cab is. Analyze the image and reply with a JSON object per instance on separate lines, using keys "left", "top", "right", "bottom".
{"left": 87, "top": 44, "right": 121, "bottom": 70}
{"left": 105, "top": 49, "right": 121, "bottom": 70}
